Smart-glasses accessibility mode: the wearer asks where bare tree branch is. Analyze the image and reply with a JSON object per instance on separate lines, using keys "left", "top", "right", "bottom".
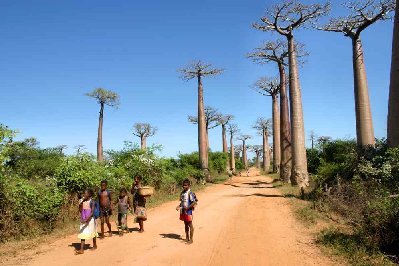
{"left": 316, "top": 0, "right": 395, "bottom": 37}
{"left": 252, "top": 77, "right": 281, "bottom": 97}
{"left": 178, "top": 60, "right": 224, "bottom": 81}
{"left": 253, "top": 1, "right": 331, "bottom": 36}
{"left": 253, "top": 117, "right": 272, "bottom": 136}
{"left": 188, "top": 106, "right": 222, "bottom": 130}
{"left": 132, "top": 123, "right": 157, "bottom": 138}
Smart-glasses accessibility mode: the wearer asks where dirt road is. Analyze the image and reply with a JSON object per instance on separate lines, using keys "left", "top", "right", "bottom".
{"left": 4, "top": 170, "right": 336, "bottom": 266}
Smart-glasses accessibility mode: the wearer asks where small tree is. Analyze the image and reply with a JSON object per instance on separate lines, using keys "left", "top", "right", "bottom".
{"left": 86, "top": 88, "right": 120, "bottom": 161}
{"left": 237, "top": 135, "right": 252, "bottom": 169}
{"left": 253, "top": 1, "right": 329, "bottom": 187}
{"left": 228, "top": 124, "right": 239, "bottom": 172}
{"left": 318, "top": 0, "right": 395, "bottom": 147}
{"left": 132, "top": 123, "right": 157, "bottom": 150}
{"left": 179, "top": 61, "right": 224, "bottom": 176}
{"left": 253, "top": 77, "right": 281, "bottom": 173}
{"left": 253, "top": 118, "right": 272, "bottom": 174}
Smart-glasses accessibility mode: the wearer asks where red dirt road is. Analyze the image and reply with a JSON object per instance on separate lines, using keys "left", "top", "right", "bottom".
{"left": 3, "top": 171, "right": 336, "bottom": 266}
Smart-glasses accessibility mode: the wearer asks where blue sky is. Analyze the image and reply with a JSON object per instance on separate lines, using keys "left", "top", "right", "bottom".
{"left": 0, "top": 0, "right": 394, "bottom": 158}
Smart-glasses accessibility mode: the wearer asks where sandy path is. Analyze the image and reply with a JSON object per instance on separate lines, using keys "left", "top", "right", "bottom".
{"left": 3, "top": 170, "right": 335, "bottom": 266}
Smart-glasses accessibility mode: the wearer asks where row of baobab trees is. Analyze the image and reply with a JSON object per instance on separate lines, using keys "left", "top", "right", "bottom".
{"left": 179, "top": 0, "right": 399, "bottom": 188}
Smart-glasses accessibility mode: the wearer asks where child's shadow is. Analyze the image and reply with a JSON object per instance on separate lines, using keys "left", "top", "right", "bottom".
{"left": 159, "top": 233, "right": 182, "bottom": 241}
{"left": 69, "top": 243, "right": 91, "bottom": 251}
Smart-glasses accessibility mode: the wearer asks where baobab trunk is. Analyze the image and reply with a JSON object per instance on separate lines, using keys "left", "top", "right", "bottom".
{"left": 287, "top": 36, "right": 309, "bottom": 187}
{"left": 97, "top": 103, "right": 104, "bottom": 161}
{"left": 388, "top": 1, "right": 399, "bottom": 148}
{"left": 242, "top": 142, "right": 248, "bottom": 169}
{"left": 279, "top": 63, "right": 292, "bottom": 182}
{"left": 197, "top": 76, "right": 209, "bottom": 174}
{"left": 140, "top": 136, "right": 147, "bottom": 150}
{"left": 230, "top": 134, "right": 235, "bottom": 172}
{"left": 272, "top": 94, "right": 281, "bottom": 173}
{"left": 352, "top": 36, "right": 375, "bottom": 147}
{"left": 255, "top": 152, "right": 260, "bottom": 168}
{"left": 263, "top": 129, "right": 271, "bottom": 173}
{"left": 222, "top": 124, "right": 230, "bottom": 170}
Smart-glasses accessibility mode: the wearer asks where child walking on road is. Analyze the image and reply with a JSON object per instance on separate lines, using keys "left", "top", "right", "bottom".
{"left": 176, "top": 179, "right": 198, "bottom": 244}
{"left": 116, "top": 187, "right": 131, "bottom": 235}
{"left": 131, "top": 175, "right": 147, "bottom": 233}
{"left": 98, "top": 180, "right": 112, "bottom": 238}
{"left": 76, "top": 189, "right": 97, "bottom": 254}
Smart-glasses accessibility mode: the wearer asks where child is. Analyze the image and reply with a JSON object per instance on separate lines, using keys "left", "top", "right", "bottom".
{"left": 76, "top": 189, "right": 97, "bottom": 254}
{"left": 98, "top": 180, "right": 112, "bottom": 238}
{"left": 176, "top": 179, "right": 198, "bottom": 244}
{"left": 131, "top": 175, "right": 147, "bottom": 233}
{"left": 116, "top": 187, "right": 131, "bottom": 235}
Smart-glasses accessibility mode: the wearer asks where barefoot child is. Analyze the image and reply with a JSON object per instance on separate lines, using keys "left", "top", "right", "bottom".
{"left": 76, "top": 189, "right": 97, "bottom": 254}
{"left": 131, "top": 175, "right": 147, "bottom": 233}
{"left": 116, "top": 187, "right": 131, "bottom": 235}
{"left": 98, "top": 180, "right": 112, "bottom": 238}
{"left": 176, "top": 179, "right": 198, "bottom": 244}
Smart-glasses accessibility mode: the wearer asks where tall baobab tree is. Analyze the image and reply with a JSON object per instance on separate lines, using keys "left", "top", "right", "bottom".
{"left": 179, "top": 61, "right": 224, "bottom": 174}
{"left": 318, "top": 0, "right": 394, "bottom": 148}
{"left": 250, "top": 145, "right": 263, "bottom": 169}
{"left": 86, "top": 88, "right": 120, "bottom": 161}
{"left": 228, "top": 124, "right": 239, "bottom": 172}
{"left": 132, "top": 123, "right": 157, "bottom": 150}
{"left": 74, "top": 145, "right": 86, "bottom": 154}
{"left": 253, "top": 118, "right": 272, "bottom": 173}
{"left": 237, "top": 135, "right": 251, "bottom": 169}
{"left": 217, "top": 114, "right": 234, "bottom": 170}
{"left": 253, "top": 77, "right": 281, "bottom": 173}
{"left": 248, "top": 40, "right": 307, "bottom": 182}
{"left": 254, "top": 1, "right": 329, "bottom": 187}
{"left": 309, "top": 130, "right": 317, "bottom": 149}
{"left": 188, "top": 106, "right": 222, "bottom": 154}
{"left": 388, "top": 0, "right": 399, "bottom": 148}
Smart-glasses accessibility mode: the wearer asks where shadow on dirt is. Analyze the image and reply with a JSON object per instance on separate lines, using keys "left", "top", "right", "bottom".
{"left": 160, "top": 233, "right": 182, "bottom": 240}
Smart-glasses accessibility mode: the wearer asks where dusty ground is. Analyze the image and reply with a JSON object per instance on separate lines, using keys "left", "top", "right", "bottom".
{"left": 2, "top": 169, "right": 337, "bottom": 266}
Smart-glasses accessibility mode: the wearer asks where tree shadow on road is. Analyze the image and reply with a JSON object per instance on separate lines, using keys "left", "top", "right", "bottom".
{"left": 160, "top": 233, "right": 182, "bottom": 241}
{"left": 225, "top": 193, "right": 296, "bottom": 198}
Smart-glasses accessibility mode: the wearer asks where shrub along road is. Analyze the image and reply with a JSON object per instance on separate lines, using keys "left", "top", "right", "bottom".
{"left": 4, "top": 169, "right": 335, "bottom": 266}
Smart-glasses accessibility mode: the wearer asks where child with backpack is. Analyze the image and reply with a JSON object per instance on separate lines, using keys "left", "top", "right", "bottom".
{"left": 176, "top": 179, "right": 198, "bottom": 244}
{"left": 116, "top": 187, "right": 131, "bottom": 235}
{"left": 98, "top": 180, "right": 113, "bottom": 238}
{"left": 76, "top": 189, "right": 98, "bottom": 254}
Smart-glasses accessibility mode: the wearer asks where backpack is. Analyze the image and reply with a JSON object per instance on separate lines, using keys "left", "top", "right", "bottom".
{"left": 90, "top": 199, "right": 100, "bottom": 219}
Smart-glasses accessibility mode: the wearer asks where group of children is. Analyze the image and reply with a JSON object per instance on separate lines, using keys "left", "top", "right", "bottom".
{"left": 76, "top": 177, "right": 197, "bottom": 254}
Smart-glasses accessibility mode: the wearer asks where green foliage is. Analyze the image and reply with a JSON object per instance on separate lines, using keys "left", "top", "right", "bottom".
{"left": 209, "top": 152, "right": 228, "bottom": 173}
{"left": 306, "top": 148, "right": 321, "bottom": 174}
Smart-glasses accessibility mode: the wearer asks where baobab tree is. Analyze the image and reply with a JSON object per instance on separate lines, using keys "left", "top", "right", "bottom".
{"left": 254, "top": 1, "right": 329, "bottom": 187}
{"left": 217, "top": 114, "right": 234, "bottom": 170}
{"left": 188, "top": 106, "right": 221, "bottom": 154}
{"left": 253, "top": 118, "right": 272, "bottom": 174}
{"left": 250, "top": 145, "right": 263, "bottom": 169}
{"left": 248, "top": 40, "right": 307, "bottom": 182}
{"left": 74, "top": 145, "right": 86, "bottom": 154}
{"left": 179, "top": 61, "right": 223, "bottom": 174}
{"left": 309, "top": 130, "right": 317, "bottom": 149}
{"left": 237, "top": 135, "right": 251, "bottom": 169}
{"left": 388, "top": 0, "right": 399, "bottom": 148}
{"left": 253, "top": 77, "right": 281, "bottom": 173}
{"left": 55, "top": 145, "right": 68, "bottom": 155}
{"left": 228, "top": 124, "right": 239, "bottom": 172}
{"left": 86, "top": 88, "right": 120, "bottom": 161}
{"left": 132, "top": 123, "right": 157, "bottom": 150}
{"left": 318, "top": 0, "right": 395, "bottom": 148}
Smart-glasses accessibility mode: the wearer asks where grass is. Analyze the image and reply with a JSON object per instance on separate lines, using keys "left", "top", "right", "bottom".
{"left": 270, "top": 177, "right": 396, "bottom": 266}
